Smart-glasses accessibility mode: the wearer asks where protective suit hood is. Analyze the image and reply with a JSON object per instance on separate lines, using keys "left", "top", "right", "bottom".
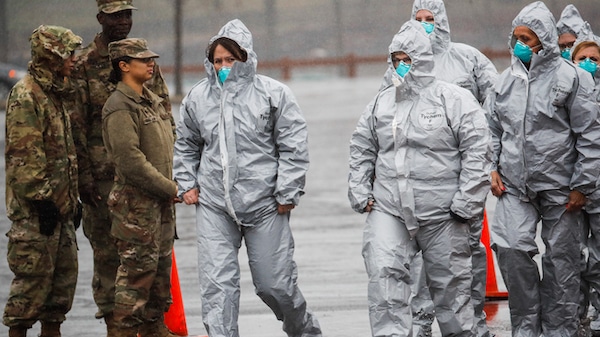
{"left": 411, "top": 0, "right": 450, "bottom": 54}
{"left": 388, "top": 20, "right": 435, "bottom": 91}
{"left": 509, "top": 1, "right": 560, "bottom": 72}
{"left": 28, "top": 25, "right": 82, "bottom": 93}
{"left": 558, "top": 5, "right": 600, "bottom": 59}
{"left": 557, "top": 4, "right": 585, "bottom": 37}
{"left": 575, "top": 22, "right": 600, "bottom": 46}
{"left": 204, "top": 19, "right": 257, "bottom": 87}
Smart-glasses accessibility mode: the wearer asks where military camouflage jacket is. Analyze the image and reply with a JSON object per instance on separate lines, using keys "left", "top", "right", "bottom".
{"left": 5, "top": 73, "right": 79, "bottom": 220}
{"left": 72, "top": 33, "right": 172, "bottom": 190}
{"left": 102, "top": 82, "right": 176, "bottom": 200}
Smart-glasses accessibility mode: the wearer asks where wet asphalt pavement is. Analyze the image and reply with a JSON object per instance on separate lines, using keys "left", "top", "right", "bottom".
{"left": 0, "top": 76, "right": 515, "bottom": 336}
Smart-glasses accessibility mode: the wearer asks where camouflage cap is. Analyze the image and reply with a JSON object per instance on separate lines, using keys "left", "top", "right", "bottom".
{"left": 97, "top": 0, "right": 137, "bottom": 14}
{"left": 108, "top": 38, "right": 159, "bottom": 60}
{"left": 30, "top": 25, "right": 83, "bottom": 60}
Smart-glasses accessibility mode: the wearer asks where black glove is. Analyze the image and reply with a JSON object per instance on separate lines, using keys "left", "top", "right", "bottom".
{"left": 74, "top": 201, "right": 83, "bottom": 230}
{"left": 31, "top": 200, "right": 60, "bottom": 236}
{"left": 450, "top": 210, "right": 469, "bottom": 224}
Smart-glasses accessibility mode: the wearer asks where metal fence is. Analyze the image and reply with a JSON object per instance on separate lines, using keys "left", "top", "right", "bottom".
{"left": 161, "top": 48, "right": 511, "bottom": 81}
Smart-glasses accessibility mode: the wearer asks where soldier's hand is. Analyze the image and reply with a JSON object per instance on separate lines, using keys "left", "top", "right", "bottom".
{"left": 31, "top": 200, "right": 60, "bottom": 236}
{"left": 79, "top": 183, "right": 102, "bottom": 207}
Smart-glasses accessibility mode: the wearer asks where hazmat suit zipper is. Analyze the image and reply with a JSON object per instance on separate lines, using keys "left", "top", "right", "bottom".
{"left": 218, "top": 87, "right": 243, "bottom": 226}
{"left": 393, "top": 99, "right": 419, "bottom": 236}
{"left": 521, "top": 73, "right": 531, "bottom": 196}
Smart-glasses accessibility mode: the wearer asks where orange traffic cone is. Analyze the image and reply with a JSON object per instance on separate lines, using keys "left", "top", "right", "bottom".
{"left": 165, "top": 249, "right": 189, "bottom": 336}
{"left": 481, "top": 210, "right": 508, "bottom": 300}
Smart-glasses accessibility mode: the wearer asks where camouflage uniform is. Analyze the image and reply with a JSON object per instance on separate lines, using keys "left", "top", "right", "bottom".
{"left": 102, "top": 38, "right": 177, "bottom": 330}
{"left": 71, "top": 0, "right": 171, "bottom": 320}
{"left": 3, "top": 25, "right": 82, "bottom": 329}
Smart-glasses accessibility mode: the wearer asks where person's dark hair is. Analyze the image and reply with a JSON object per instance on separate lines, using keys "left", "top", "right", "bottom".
{"left": 206, "top": 37, "right": 248, "bottom": 64}
{"left": 108, "top": 56, "right": 133, "bottom": 84}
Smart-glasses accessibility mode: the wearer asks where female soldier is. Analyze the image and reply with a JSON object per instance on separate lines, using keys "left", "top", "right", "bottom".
{"left": 102, "top": 38, "right": 179, "bottom": 337}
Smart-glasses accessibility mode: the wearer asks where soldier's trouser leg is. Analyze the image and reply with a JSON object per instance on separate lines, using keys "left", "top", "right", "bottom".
{"left": 111, "top": 190, "right": 172, "bottom": 328}
{"left": 419, "top": 220, "right": 474, "bottom": 337}
{"left": 3, "top": 217, "right": 77, "bottom": 328}
{"left": 245, "top": 210, "right": 322, "bottom": 337}
{"left": 362, "top": 210, "right": 417, "bottom": 337}
{"left": 82, "top": 180, "right": 120, "bottom": 318}
{"left": 144, "top": 203, "right": 175, "bottom": 321}
{"left": 492, "top": 190, "right": 580, "bottom": 337}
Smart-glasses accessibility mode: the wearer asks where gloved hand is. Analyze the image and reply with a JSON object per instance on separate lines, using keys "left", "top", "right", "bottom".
{"left": 74, "top": 201, "right": 83, "bottom": 230}
{"left": 450, "top": 210, "right": 469, "bottom": 224}
{"left": 79, "top": 183, "right": 102, "bottom": 207}
{"left": 31, "top": 200, "right": 60, "bottom": 236}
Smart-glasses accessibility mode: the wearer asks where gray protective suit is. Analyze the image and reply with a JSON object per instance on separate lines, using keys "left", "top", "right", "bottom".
{"left": 574, "top": 27, "right": 600, "bottom": 330}
{"left": 485, "top": 2, "right": 600, "bottom": 337}
{"left": 557, "top": 4, "right": 590, "bottom": 41}
{"left": 173, "top": 19, "right": 321, "bottom": 337}
{"left": 557, "top": 5, "right": 586, "bottom": 38}
{"left": 396, "top": 2, "right": 499, "bottom": 336}
{"left": 349, "top": 20, "right": 492, "bottom": 337}
{"left": 381, "top": 0, "right": 498, "bottom": 104}
{"left": 557, "top": 5, "right": 600, "bottom": 60}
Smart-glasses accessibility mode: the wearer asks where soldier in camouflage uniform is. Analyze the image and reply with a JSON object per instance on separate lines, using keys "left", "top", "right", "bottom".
{"left": 102, "top": 38, "right": 179, "bottom": 337}
{"left": 3, "top": 25, "right": 82, "bottom": 337}
{"left": 70, "top": 1, "right": 172, "bottom": 335}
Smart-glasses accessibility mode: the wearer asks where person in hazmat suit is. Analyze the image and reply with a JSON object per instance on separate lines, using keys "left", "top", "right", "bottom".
{"left": 380, "top": 1, "right": 498, "bottom": 336}
{"left": 485, "top": 2, "right": 600, "bottom": 336}
{"left": 557, "top": 9, "right": 600, "bottom": 335}
{"left": 571, "top": 36, "right": 600, "bottom": 336}
{"left": 556, "top": 4, "right": 600, "bottom": 61}
{"left": 173, "top": 19, "right": 322, "bottom": 337}
{"left": 3, "top": 25, "right": 82, "bottom": 337}
{"left": 348, "top": 19, "right": 492, "bottom": 337}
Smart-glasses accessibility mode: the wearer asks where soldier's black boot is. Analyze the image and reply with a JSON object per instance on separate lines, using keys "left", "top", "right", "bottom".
{"left": 115, "top": 326, "right": 139, "bottom": 337}
{"left": 39, "top": 322, "right": 61, "bottom": 337}
{"left": 138, "top": 317, "right": 180, "bottom": 337}
{"left": 8, "top": 326, "right": 27, "bottom": 337}
{"left": 104, "top": 313, "right": 119, "bottom": 337}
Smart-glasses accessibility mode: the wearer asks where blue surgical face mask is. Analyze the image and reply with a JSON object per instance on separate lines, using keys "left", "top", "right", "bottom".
{"left": 218, "top": 66, "right": 231, "bottom": 84}
{"left": 513, "top": 40, "right": 535, "bottom": 63}
{"left": 578, "top": 58, "right": 598, "bottom": 75}
{"left": 561, "top": 48, "right": 571, "bottom": 60}
{"left": 396, "top": 61, "right": 411, "bottom": 78}
{"left": 420, "top": 21, "right": 435, "bottom": 35}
